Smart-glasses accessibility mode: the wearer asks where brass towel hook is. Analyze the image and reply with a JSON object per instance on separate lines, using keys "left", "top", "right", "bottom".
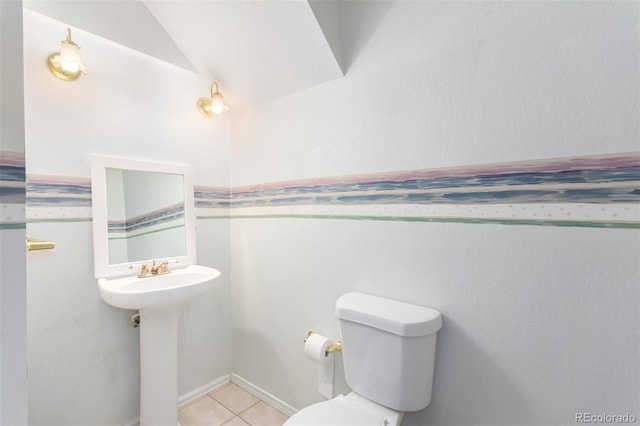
{"left": 26, "top": 237, "right": 56, "bottom": 252}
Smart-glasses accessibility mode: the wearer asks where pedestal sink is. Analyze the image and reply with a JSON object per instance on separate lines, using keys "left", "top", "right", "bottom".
{"left": 98, "top": 265, "right": 221, "bottom": 426}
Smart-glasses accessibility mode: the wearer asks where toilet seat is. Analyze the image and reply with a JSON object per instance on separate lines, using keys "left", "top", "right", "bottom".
{"left": 284, "top": 393, "right": 402, "bottom": 426}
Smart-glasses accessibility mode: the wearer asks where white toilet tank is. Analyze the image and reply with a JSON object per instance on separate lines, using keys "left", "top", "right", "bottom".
{"left": 335, "top": 292, "right": 442, "bottom": 412}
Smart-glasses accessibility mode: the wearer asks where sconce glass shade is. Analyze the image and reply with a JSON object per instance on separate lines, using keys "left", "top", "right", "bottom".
{"left": 197, "top": 82, "right": 229, "bottom": 117}
{"left": 48, "top": 28, "right": 88, "bottom": 81}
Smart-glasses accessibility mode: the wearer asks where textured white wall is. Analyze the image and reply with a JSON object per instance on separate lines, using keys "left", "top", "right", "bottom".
{"left": 23, "top": 10, "right": 232, "bottom": 425}
{"left": 17, "top": 2, "right": 640, "bottom": 425}
{"left": 230, "top": 2, "right": 639, "bottom": 425}
{"left": 232, "top": 1, "right": 638, "bottom": 183}
{"left": 0, "top": 1, "right": 28, "bottom": 424}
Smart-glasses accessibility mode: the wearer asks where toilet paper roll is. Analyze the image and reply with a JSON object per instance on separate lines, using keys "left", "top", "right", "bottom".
{"left": 304, "top": 333, "right": 333, "bottom": 365}
{"left": 304, "top": 333, "right": 335, "bottom": 399}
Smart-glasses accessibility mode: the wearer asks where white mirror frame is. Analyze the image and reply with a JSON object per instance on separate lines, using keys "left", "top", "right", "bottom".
{"left": 90, "top": 155, "right": 197, "bottom": 278}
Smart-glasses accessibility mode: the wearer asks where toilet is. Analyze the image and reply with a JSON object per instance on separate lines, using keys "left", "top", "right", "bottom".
{"left": 285, "top": 292, "right": 442, "bottom": 426}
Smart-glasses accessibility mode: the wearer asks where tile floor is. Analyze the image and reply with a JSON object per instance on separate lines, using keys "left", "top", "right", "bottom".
{"left": 179, "top": 382, "right": 289, "bottom": 426}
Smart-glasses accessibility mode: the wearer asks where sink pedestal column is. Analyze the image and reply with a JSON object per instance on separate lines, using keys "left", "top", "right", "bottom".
{"left": 139, "top": 306, "right": 180, "bottom": 426}
{"left": 96, "top": 265, "right": 220, "bottom": 425}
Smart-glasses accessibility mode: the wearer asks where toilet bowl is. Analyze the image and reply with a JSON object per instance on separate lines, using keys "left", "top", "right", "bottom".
{"left": 285, "top": 292, "right": 442, "bottom": 426}
{"left": 285, "top": 392, "right": 403, "bottom": 426}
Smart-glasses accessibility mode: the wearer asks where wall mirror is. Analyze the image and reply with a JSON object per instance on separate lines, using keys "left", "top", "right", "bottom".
{"left": 90, "top": 156, "right": 196, "bottom": 278}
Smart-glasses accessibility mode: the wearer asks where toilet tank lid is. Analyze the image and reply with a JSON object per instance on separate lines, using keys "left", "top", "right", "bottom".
{"left": 335, "top": 292, "right": 442, "bottom": 337}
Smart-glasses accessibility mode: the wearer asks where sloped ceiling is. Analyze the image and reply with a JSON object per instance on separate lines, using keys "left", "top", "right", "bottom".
{"left": 23, "top": 0, "right": 345, "bottom": 112}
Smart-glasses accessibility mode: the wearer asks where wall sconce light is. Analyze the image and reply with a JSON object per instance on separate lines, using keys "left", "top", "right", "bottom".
{"left": 47, "top": 28, "right": 88, "bottom": 81}
{"left": 197, "top": 82, "right": 229, "bottom": 117}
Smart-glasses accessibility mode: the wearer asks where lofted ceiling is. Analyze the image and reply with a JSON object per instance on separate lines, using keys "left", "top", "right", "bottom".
{"left": 23, "top": 0, "right": 346, "bottom": 112}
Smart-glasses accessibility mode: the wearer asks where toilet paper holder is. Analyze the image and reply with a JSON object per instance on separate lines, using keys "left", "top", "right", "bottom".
{"left": 305, "top": 331, "right": 342, "bottom": 355}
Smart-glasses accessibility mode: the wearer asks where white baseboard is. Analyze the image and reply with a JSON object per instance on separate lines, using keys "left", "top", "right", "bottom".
{"left": 122, "top": 373, "right": 296, "bottom": 425}
{"left": 121, "top": 375, "right": 232, "bottom": 426}
{"left": 178, "top": 374, "right": 232, "bottom": 408}
{"left": 231, "top": 374, "right": 298, "bottom": 417}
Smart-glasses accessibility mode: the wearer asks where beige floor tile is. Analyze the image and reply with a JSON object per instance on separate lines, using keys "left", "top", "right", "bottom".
{"left": 239, "top": 401, "right": 289, "bottom": 426}
{"left": 179, "top": 396, "right": 235, "bottom": 426}
{"left": 210, "top": 383, "right": 260, "bottom": 414}
{"left": 221, "top": 417, "right": 251, "bottom": 426}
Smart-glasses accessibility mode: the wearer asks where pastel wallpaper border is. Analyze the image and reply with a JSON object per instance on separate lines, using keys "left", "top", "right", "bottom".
{"left": 108, "top": 203, "right": 186, "bottom": 243}
{"left": 108, "top": 203, "right": 185, "bottom": 235}
{"left": 0, "top": 151, "right": 26, "bottom": 228}
{"left": 200, "top": 151, "right": 640, "bottom": 229}
{"left": 210, "top": 152, "right": 640, "bottom": 208}
{"left": 19, "top": 152, "right": 640, "bottom": 229}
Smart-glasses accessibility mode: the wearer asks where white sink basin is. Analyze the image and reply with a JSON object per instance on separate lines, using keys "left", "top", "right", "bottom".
{"left": 98, "top": 264, "right": 220, "bottom": 310}
{"left": 98, "top": 264, "right": 221, "bottom": 425}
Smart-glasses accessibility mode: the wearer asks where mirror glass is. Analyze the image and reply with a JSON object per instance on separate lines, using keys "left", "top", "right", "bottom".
{"left": 91, "top": 156, "right": 196, "bottom": 278}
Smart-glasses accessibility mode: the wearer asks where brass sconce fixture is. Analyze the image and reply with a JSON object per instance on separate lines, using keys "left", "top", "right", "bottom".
{"left": 47, "top": 28, "right": 88, "bottom": 81}
{"left": 197, "top": 82, "right": 229, "bottom": 117}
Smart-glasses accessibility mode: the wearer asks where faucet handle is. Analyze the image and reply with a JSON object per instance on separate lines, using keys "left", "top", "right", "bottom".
{"left": 158, "top": 261, "right": 170, "bottom": 274}
{"left": 150, "top": 260, "right": 171, "bottom": 275}
{"left": 138, "top": 264, "right": 149, "bottom": 278}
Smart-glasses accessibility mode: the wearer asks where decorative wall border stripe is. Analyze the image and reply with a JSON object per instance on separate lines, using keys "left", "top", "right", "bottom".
{"left": 27, "top": 175, "right": 91, "bottom": 207}
{"left": 222, "top": 152, "right": 639, "bottom": 208}
{"left": 108, "top": 224, "right": 187, "bottom": 241}
{"left": 19, "top": 152, "right": 640, "bottom": 229}
{"left": 195, "top": 186, "right": 231, "bottom": 208}
{"left": 1, "top": 151, "right": 26, "bottom": 228}
{"left": 26, "top": 175, "right": 92, "bottom": 224}
{"left": 209, "top": 152, "right": 640, "bottom": 228}
{"left": 197, "top": 203, "right": 639, "bottom": 229}
{"left": 108, "top": 203, "right": 184, "bottom": 234}
{"left": 225, "top": 215, "right": 639, "bottom": 229}
{"left": 234, "top": 153, "right": 639, "bottom": 192}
